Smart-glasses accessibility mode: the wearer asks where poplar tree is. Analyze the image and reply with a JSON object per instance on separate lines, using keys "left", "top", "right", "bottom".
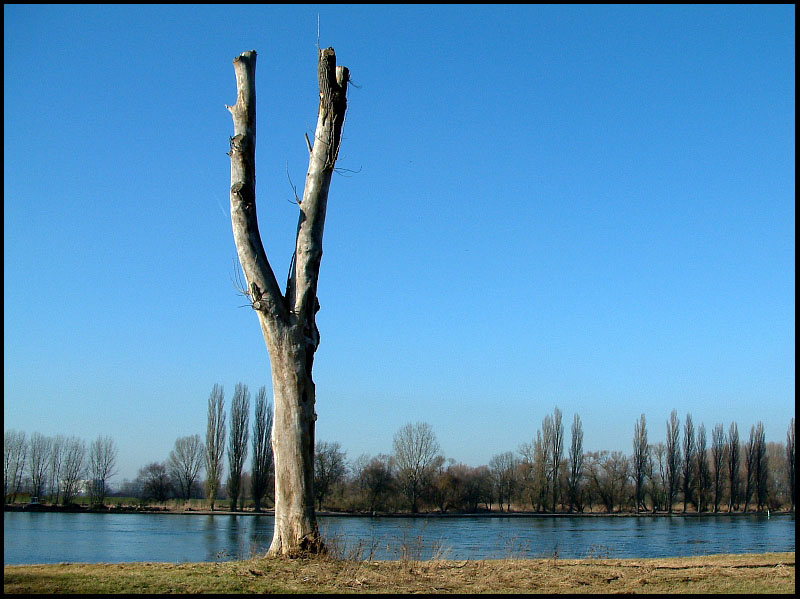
{"left": 251, "top": 386, "right": 274, "bottom": 512}
{"left": 549, "top": 407, "right": 564, "bottom": 512}
{"left": 665, "top": 410, "right": 681, "bottom": 514}
{"left": 743, "top": 425, "right": 757, "bottom": 512}
{"left": 711, "top": 423, "right": 725, "bottom": 512}
{"left": 567, "top": 413, "right": 584, "bottom": 512}
{"left": 227, "top": 383, "right": 250, "bottom": 511}
{"left": 632, "top": 414, "right": 649, "bottom": 513}
{"left": 695, "top": 423, "right": 710, "bottom": 512}
{"left": 753, "top": 422, "right": 768, "bottom": 512}
{"left": 681, "top": 413, "right": 696, "bottom": 512}
{"left": 727, "top": 421, "right": 740, "bottom": 511}
{"left": 205, "top": 384, "right": 225, "bottom": 511}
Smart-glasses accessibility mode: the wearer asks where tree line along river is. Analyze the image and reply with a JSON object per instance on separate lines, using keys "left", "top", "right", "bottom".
{"left": 3, "top": 511, "right": 794, "bottom": 565}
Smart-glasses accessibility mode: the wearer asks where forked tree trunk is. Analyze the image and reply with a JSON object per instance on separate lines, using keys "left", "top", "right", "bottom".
{"left": 227, "top": 48, "right": 349, "bottom": 556}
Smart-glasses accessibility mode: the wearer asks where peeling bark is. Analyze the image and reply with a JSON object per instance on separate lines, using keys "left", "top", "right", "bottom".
{"left": 227, "top": 48, "right": 348, "bottom": 557}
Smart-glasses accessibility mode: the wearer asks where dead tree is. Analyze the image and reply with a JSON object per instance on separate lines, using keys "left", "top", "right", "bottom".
{"left": 227, "top": 48, "right": 349, "bottom": 556}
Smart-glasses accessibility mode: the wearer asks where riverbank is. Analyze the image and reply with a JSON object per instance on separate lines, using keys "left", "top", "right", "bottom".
{"left": 4, "top": 552, "right": 794, "bottom": 594}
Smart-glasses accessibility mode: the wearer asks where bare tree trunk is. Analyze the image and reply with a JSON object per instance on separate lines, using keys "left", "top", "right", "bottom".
{"left": 227, "top": 48, "right": 349, "bottom": 556}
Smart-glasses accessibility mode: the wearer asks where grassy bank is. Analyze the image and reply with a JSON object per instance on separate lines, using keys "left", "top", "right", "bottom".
{"left": 4, "top": 552, "right": 794, "bottom": 594}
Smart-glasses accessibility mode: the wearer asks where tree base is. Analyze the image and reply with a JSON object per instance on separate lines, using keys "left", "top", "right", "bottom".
{"left": 267, "top": 536, "right": 327, "bottom": 559}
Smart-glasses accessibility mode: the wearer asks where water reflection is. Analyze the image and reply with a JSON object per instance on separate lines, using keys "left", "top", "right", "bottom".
{"left": 3, "top": 512, "right": 794, "bottom": 565}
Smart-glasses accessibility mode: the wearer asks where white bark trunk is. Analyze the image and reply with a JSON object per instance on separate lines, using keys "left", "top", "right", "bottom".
{"left": 227, "top": 48, "right": 348, "bottom": 557}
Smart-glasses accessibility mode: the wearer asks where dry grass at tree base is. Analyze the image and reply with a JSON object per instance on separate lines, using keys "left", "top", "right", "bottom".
{"left": 4, "top": 552, "right": 794, "bottom": 594}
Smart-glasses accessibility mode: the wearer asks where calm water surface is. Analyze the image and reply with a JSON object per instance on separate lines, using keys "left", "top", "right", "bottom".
{"left": 3, "top": 512, "right": 794, "bottom": 565}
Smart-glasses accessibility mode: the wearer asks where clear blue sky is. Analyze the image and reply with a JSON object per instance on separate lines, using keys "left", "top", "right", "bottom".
{"left": 4, "top": 5, "right": 795, "bottom": 483}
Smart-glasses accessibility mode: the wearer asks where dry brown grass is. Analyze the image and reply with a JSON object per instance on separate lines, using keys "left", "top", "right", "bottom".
{"left": 4, "top": 552, "right": 794, "bottom": 594}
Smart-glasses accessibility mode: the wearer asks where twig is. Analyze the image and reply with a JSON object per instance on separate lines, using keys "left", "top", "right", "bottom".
{"left": 286, "top": 162, "right": 301, "bottom": 204}
{"left": 230, "top": 257, "right": 254, "bottom": 308}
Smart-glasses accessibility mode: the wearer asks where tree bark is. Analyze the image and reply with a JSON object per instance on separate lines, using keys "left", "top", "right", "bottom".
{"left": 227, "top": 48, "right": 348, "bottom": 557}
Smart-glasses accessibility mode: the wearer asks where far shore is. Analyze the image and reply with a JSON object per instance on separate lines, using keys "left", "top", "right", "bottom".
{"left": 4, "top": 503, "right": 793, "bottom": 518}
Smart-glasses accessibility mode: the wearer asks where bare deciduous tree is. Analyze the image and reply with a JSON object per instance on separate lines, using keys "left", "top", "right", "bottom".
{"left": 488, "top": 451, "right": 518, "bottom": 512}
{"left": 27, "top": 432, "right": 52, "bottom": 501}
{"left": 60, "top": 437, "right": 86, "bottom": 505}
{"left": 727, "top": 421, "right": 740, "bottom": 511}
{"left": 681, "top": 413, "right": 695, "bottom": 512}
{"left": 665, "top": 410, "right": 681, "bottom": 514}
{"left": 753, "top": 421, "right": 768, "bottom": 512}
{"left": 138, "top": 462, "right": 172, "bottom": 504}
{"left": 48, "top": 435, "right": 65, "bottom": 504}
{"left": 88, "top": 435, "right": 118, "bottom": 505}
{"left": 227, "top": 383, "right": 250, "bottom": 511}
{"left": 567, "top": 413, "right": 584, "bottom": 513}
{"left": 168, "top": 435, "right": 204, "bottom": 500}
{"left": 711, "top": 423, "right": 726, "bottom": 512}
{"left": 517, "top": 442, "right": 534, "bottom": 511}
{"left": 226, "top": 46, "right": 350, "bottom": 555}
{"left": 393, "top": 422, "right": 441, "bottom": 514}
{"left": 314, "top": 441, "right": 347, "bottom": 510}
{"left": 251, "top": 386, "right": 274, "bottom": 512}
{"left": 549, "top": 407, "right": 564, "bottom": 512}
{"left": 765, "top": 441, "right": 784, "bottom": 510}
{"left": 534, "top": 427, "right": 551, "bottom": 511}
{"left": 356, "top": 453, "right": 394, "bottom": 513}
{"left": 4, "top": 430, "right": 27, "bottom": 504}
{"left": 586, "top": 450, "right": 629, "bottom": 513}
{"left": 695, "top": 423, "right": 709, "bottom": 512}
{"left": 743, "top": 424, "right": 757, "bottom": 512}
{"left": 462, "top": 465, "right": 492, "bottom": 513}
{"left": 205, "top": 384, "right": 226, "bottom": 511}
{"left": 541, "top": 415, "right": 555, "bottom": 511}
{"left": 431, "top": 460, "right": 481, "bottom": 513}
{"left": 648, "top": 442, "right": 667, "bottom": 512}
{"left": 632, "top": 414, "right": 649, "bottom": 513}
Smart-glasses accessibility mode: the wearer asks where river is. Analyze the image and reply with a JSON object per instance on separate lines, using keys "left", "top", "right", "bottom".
{"left": 3, "top": 512, "right": 794, "bottom": 565}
